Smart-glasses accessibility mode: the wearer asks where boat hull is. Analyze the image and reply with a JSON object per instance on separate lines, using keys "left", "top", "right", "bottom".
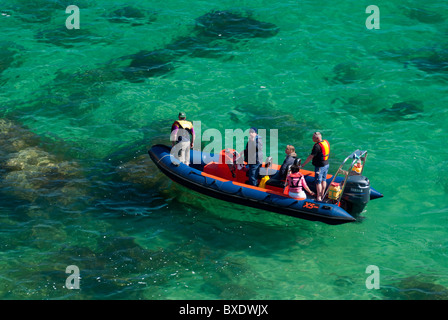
{"left": 148, "top": 144, "right": 373, "bottom": 225}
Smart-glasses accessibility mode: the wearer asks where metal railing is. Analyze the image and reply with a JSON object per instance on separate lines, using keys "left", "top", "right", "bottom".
{"left": 323, "top": 150, "right": 368, "bottom": 206}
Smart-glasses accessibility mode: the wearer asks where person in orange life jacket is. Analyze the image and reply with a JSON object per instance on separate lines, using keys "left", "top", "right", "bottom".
{"left": 243, "top": 127, "right": 263, "bottom": 186}
{"left": 301, "top": 132, "right": 330, "bottom": 201}
{"left": 286, "top": 165, "right": 315, "bottom": 199}
{"left": 170, "top": 112, "right": 195, "bottom": 166}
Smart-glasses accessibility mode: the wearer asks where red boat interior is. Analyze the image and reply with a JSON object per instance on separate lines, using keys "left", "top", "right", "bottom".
{"left": 202, "top": 149, "right": 317, "bottom": 193}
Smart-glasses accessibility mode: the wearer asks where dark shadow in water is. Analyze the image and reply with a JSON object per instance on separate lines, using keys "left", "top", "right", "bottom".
{"left": 5, "top": 0, "right": 94, "bottom": 23}
{"left": 105, "top": 5, "right": 158, "bottom": 26}
{"left": 325, "top": 61, "right": 372, "bottom": 85}
{"left": 114, "top": 9, "right": 279, "bottom": 82}
{"left": 377, "top": 46, "right": 448, "bottom": 78}
{"left": 376, "top": 100, "right": 425, "bottom": 121}
{"left": 405, "top": 7, "right": 446, "bottom": 24}
{"left": 0, "top": 41, "right": 24, "bottom": 81}
{"left": 194, "top": 10, "right": 279, "bottom": 40}
{"left": 119, "top": 49, "right": 177, "bottom": 82}
{"left": 11, "top": 9, "right": 280, "bottom": 121}
{"left": 35, "top": 26, "right": 108, "bottom": 49}
{"left": 382, "top": 275, "right": 448, "bottom": 300}
{"left": 410, "top": 49, "right": 448, "bottom": 75}
{"left": 0, "top": 45, "right": 16, "bottom": 75}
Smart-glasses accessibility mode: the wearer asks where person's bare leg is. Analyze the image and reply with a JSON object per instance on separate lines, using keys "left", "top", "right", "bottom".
{"left": 321, "top": 181, "right": 327, "bottom": 200}
{"left": 316, "top": 183, "right": 322, "bottom": 201}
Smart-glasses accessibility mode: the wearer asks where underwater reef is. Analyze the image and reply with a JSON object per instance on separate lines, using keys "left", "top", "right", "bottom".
{"left": 105, "top": 5, "right": 157, "bottom": 26}
{"left": 64, "top": 9, "right": 280, "bottom": 83}
{"left": 0, "top": 119, "right": 87, "bottom": 204}
{"left": 382, "top": 275, "right": 448, "bottom": 300}
{"left": 0, "top": 41, "right": 23, "bottom": 78}
{"left": 378, "top": 46, "right": 448, "bottom": 78}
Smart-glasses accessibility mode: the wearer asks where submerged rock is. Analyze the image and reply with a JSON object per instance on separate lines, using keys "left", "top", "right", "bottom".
{"left": 117, "top": 10, "right": 279, "bottom": 82}
{"left": 0, "top": 47, "right": 15, "bottom": 76}
{"left": 3, "top": 146, "right": 85, "bottom": 202}
{"left": 121, "top": 49, "right": 176, "bottom": 82}
{"left": 0, "top": 119, "right": 39, "bottom": 156}
{"left": 194, "top": 10, "right": 279, "bottom": 40}
{"left": 377, "top": 100, "right": 424, "bottom": 120}
{"left": 115, "top": 153, "right": 169, "bottom": 190}
{"left": 0, "top": 41, "right": 23, "bottom": 76}
{"left": 33, "top": 9, "right": 278, "bottom": 86}
{"left": 377, "top": 47, "right": 448, "bottom": 77}
{"left": 406, "top": 7, "right": 445, "bottom": 24}
{"left": 7, "top": 0, "right": 93, "bottom": 23}
{"left": 105, "top": 5, "right": 157, "bottom": 26}
{"left": 329, "top": 62, "right": 371, "bottom": 84}
{"left": 9, "top": 1, "right": 61, "bottom": 23}
{"left": 410, "top": 49, "right": 448, "bottom": 74}
{"left": 0, "top": 119, "right": 87, "bottom": 203}
{"left": 382, "top": 275, "right": 448, "bottom": 300}
{"left": 52, "top": 65, "right": 124, "bottom": 99}
{"left": 35, "top": 26, "right": 105, "bottom": 48}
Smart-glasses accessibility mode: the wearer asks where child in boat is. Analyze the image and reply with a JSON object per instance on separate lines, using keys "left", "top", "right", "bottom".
{"left": 286, "top": 165, "right": 315, "bottom": 200}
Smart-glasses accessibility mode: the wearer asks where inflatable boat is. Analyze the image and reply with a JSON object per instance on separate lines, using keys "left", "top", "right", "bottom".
{"left": 148, "top": 145, "right": 383, "bottom": 225}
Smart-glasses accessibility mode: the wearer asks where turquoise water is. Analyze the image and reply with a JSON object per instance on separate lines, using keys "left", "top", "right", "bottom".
{"left": 1, "top": 0, "right": 448, "bottom": 300}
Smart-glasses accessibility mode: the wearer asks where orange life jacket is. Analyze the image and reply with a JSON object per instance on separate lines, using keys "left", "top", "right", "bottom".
{"left": 318, "top": 140, "right": 330, "bottom": 161}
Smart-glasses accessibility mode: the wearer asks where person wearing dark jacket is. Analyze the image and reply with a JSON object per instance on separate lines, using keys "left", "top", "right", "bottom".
{"left": 266, "top": 145, "right": 296, "bottom": 186}
{"left": 243, "top": 127, "right": 263, "bottom": 186}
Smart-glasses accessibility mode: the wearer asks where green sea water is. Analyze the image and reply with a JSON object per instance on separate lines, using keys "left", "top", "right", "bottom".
{"left": 1, "top": 0, "right": 448, "bottom": 300}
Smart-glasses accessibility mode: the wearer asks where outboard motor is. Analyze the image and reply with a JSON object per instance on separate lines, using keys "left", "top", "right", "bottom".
{"left": 341, "top": 175, "right": 370, "bottom": 215}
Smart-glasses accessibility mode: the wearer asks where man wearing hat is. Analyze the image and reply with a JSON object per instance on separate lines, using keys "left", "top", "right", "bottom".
{"left": 170, "top": 112, "right": 195, "bottom": 166}
{"left": 243, "top": 127, "right": 263, "bottom": 186}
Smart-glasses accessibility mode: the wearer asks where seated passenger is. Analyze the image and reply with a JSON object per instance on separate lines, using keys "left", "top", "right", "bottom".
{"left": 286, "top": 165, "right": 315, "bottom": 200}
{"left": 266, "top": 145, "right": 297, "bottom": 186}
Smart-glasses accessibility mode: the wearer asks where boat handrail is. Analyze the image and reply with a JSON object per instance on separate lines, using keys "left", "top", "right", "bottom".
{"left": 322, "top": 150, "right": 368, "bottom": 205}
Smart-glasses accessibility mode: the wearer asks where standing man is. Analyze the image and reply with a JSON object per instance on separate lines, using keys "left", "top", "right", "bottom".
{"left": 301, "top": 132, "right": 330, "bottom": 201}
{"left": 243, "top": 127, "right": 263, "bottom": 186}
{"left": 170, "top": 111, "right": 195, "bottom": 166}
